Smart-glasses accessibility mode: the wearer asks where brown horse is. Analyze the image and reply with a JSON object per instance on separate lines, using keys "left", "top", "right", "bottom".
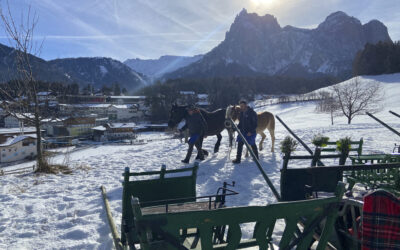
{"left": 226, "top": 105, "right": 275, "bottom": 153}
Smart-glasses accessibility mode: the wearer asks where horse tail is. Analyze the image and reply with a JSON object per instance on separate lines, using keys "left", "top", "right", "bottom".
{"left": 269, "top": 112, "right": 275, "bottom": 131}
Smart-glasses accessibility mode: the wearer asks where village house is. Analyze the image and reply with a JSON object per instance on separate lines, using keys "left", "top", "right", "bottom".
{"left": 37, "top": 92, "right": 57, "bottom": 102}
{"left": 0, "top": 135, "right": 37, "bottom": 163}
{"left": 196, "top": 94, "right": 210, "bottom": 108}
{"left": 58, "top": 94, "right": 107, "bottom": 104}
{"left": 4, "top": 113, "right": 34, "bottom": 128}
{"left": 177, "top": 91, "right": 196, "bottom": 105}
{"left": 108, "top": 96, "right": 146, "bottom": 105}
{"left": 92, "top": 123, "right": 136, "bottom": 141}
{"left": 107, "top": 104, "right": 142, "bottom": 121}
{"left": 0, "top": 127, "right": 38, "bottom": 144}
{"left": 62, "top": 117, "right": 96, "bottom": 137}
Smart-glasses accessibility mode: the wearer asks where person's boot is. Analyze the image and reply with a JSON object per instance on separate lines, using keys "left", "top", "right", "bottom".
{"left": 232, "top": 142, "right": 243, "bottom": 164}
{"left": 251, "top": 144, "right": 259, "bottom": 160}
{"left": 195, "top": 148, "right": 205, "bottom": 161}
{"left": 182, "top": 145, "right": 194, "bottom": 163}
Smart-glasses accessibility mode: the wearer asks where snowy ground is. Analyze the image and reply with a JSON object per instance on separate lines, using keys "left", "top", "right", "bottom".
{"left": 1, "top": 73, "right": 400, "bottom": 249}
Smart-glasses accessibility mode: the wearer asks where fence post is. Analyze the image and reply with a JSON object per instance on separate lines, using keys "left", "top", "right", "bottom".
{"left": 311, "top": 148, "right": 321, "bottom": 167}
{"left": 282, "top": 152, "right": 291, "bottom": 171}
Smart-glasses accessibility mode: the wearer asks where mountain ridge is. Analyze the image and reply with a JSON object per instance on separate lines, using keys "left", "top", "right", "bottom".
{"left": 164, "top": 10, "right": 392, "bottom": 80}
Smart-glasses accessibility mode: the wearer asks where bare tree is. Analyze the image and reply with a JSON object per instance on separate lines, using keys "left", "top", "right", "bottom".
{"left": 0, "top": 3, "right": 51, "bottom": 172}
{"left": 315, "top": 91, "right": 340, "bottom": 125}
{"left": 332, "top": 77, "right": 384, "bottom": 124}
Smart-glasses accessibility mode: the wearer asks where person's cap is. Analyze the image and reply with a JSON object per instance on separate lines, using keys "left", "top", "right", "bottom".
{"left": 239, "top": 99, "right": 247, "bottom": 105}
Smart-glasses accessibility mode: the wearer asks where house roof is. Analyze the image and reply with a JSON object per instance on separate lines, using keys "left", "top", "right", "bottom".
{"left": 5, "top": 113, "right": 34, "bottom": 119}
{"left": 37, "top": 92, "right": 55, "bottom": 96}
{"left": 60, "top": 104, "right": 111, "bottom": 108}
{"left": 109, "top": 96, "right": 146, "bottom": 99}
{"left": 107, "top": 122, "right": 137, "bottom": 128}
{"left": 0, "top": 127, "right": 37, "bottom": 135}
{"left": 109, "top": 104, "right": 138, "bottom": 109}
{"left": 179, "top": 91, "right": 195, "bottom": 95}
{"left": 92, "top": 126, "right": 106, "bottom": 131}
{"left": 196, "top": 101, "right": 210, "bottom": 106}
{"left": 0, "top": 135, "right": 36, "bottom": 147}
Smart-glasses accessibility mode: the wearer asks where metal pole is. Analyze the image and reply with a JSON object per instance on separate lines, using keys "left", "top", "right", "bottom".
{"left": 366, "top": 112, "right": 400, "bottom": 137}
{"left": 275, "top": 115, "right": 325, "bottom": 166}
{"left": 225, "top": 118, "right": 281, "bottom": 201}
{"left": 389, "top": 110, "right": 400, "bottom": 119}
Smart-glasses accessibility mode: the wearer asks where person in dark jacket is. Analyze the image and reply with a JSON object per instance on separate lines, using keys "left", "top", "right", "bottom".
{"left": 233, "top": 100, "right": 258, "bottom": 164}
{"left": 181, "top": 105, "right": 208, "bottom": 163}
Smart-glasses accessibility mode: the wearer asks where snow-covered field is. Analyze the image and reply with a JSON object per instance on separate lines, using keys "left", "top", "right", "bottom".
{"left": 1, "top": 74, "right": 400, "bottom": 249}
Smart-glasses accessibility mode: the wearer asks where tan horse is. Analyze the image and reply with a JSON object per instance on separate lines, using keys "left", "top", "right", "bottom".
{"left": 226, "top": 105, "right": 275, "bottom": 153}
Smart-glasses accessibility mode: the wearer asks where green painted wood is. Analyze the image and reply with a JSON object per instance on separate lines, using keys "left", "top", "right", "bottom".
{"left": 347, "top": 154, "right": 400, "bottom": 193}
{"left": 130, "top": 183, "right": 345, "bottom": 249}
{"left": 121, "top": 164, "right": 199, "bottom": 246}
{"left": 320, "top": 138, "right": 363, "bottom": 157}
{"left": 253, "top": 221, "right": 271, "bottom": 250}
{"left": 225, "top": 224, "right": 241, "bottom": 250}
{"left": 279, "top": 218, "right": 299, "bottom": 249}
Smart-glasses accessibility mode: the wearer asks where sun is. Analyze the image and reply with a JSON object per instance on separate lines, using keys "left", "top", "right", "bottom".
{"left": 251, "top": 0, "right": 275, "bottom": 7}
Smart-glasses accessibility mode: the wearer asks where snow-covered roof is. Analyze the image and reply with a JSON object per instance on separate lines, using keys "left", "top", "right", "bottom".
{"left": 37, "top": 92, "right": 54, "bottom": 96}
{"left": 0, "top": 135, "right": 36, "bottom": 147}
{"left": 179, "top": 91, "right": 195, "bottom": 95}
{"left": 109, "top": 96, "right": 146, "bottom": 99}
{"left": 0, "top": 127, "right": 37, "bottom": 134}
{"left": 197, "top": 94, "right": 208, "bottom": 99}
{"left": 110, "top": 104, "right": 137, "bottom": 109}
{"left": 41, "top": 117, "right": 66, "bottom": 123}
{"left": 6, "top": 113, "right": 34, "bottom": 119}
{"left": 59, "top": 104, "right": 111, "bottom": 108}
{"left": 196, "top": 101, "right": 210, "bottom": 106}
{"left": 92, "top": 126, "right": 106, "bottom": 131}
{"left": 107, "top": 123, "right": 136, "bottom": 128}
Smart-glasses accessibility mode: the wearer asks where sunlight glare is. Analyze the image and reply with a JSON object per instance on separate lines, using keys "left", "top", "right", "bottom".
{"left": 251, "top": 0, "right": 275, "bottom": 7}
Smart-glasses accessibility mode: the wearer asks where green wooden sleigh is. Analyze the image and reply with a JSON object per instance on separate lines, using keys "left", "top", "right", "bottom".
{"left": 119, "top": 164, "right": 345, "bottom": 250}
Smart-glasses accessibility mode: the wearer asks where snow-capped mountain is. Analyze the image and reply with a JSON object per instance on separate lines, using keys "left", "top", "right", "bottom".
{"left": 0, "top": 42, "right": 147, "bottom": 91}
{"left": 165, "top": 10, "right": 392, "bottom": 80}
{"left": 124, "top": 55, "right": 203, "bottom": 78}
{"left": 49, "top": 57, "right": 147, "bottom": 90}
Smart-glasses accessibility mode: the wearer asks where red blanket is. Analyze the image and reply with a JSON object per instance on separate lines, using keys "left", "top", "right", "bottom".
{"left": 362, "top": 190, "right": 400, "bottom": 250}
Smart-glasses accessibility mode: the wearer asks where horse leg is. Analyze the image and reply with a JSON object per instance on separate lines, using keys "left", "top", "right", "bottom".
{"left": 268, "top": 128, "right": 275, "bottom": 152}
{"left": 214, "top": 133, "right": 222, "bottom": 153}
{"left": 228, "top": 129, "right": 233, "bottom": 148}
{"left": 259, "top": 131, "right": 266, "bottom": 151}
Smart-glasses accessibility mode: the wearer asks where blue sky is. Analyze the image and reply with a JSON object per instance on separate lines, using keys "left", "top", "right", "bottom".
{"left": 1, "top": 0, "right": 399, "bottom": 61}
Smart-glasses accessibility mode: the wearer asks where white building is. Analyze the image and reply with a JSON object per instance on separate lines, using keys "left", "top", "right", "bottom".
{"left": 108, "top": 104, "right": 142, "bottom": 121}
{"left": 92, "top": 123, "right": 136, "bottom": 141}
{"left": 4, "top": 113, "right": 34, "bottom": 128}
{"left": 37, "top": 92, "right": 57, "bottom": 102}
{"left": 0, "top": 135, "right": 37, "bottom": 163}
{"left": 196, "top": 94, "right": 210, "bottom": 108}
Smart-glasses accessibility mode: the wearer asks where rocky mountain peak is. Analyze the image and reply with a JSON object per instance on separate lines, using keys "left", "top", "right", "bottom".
{"left": 229, "top": 9, "right": 281, "bottom": 36}
{"left": 317, "top": 11, "right": 361, "bottom": 31}
{"left": 164, "top": 10, "right": 392, "bottom": 80}
{"left": 363, "top": 19, "right": 392, "bottom": 44}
